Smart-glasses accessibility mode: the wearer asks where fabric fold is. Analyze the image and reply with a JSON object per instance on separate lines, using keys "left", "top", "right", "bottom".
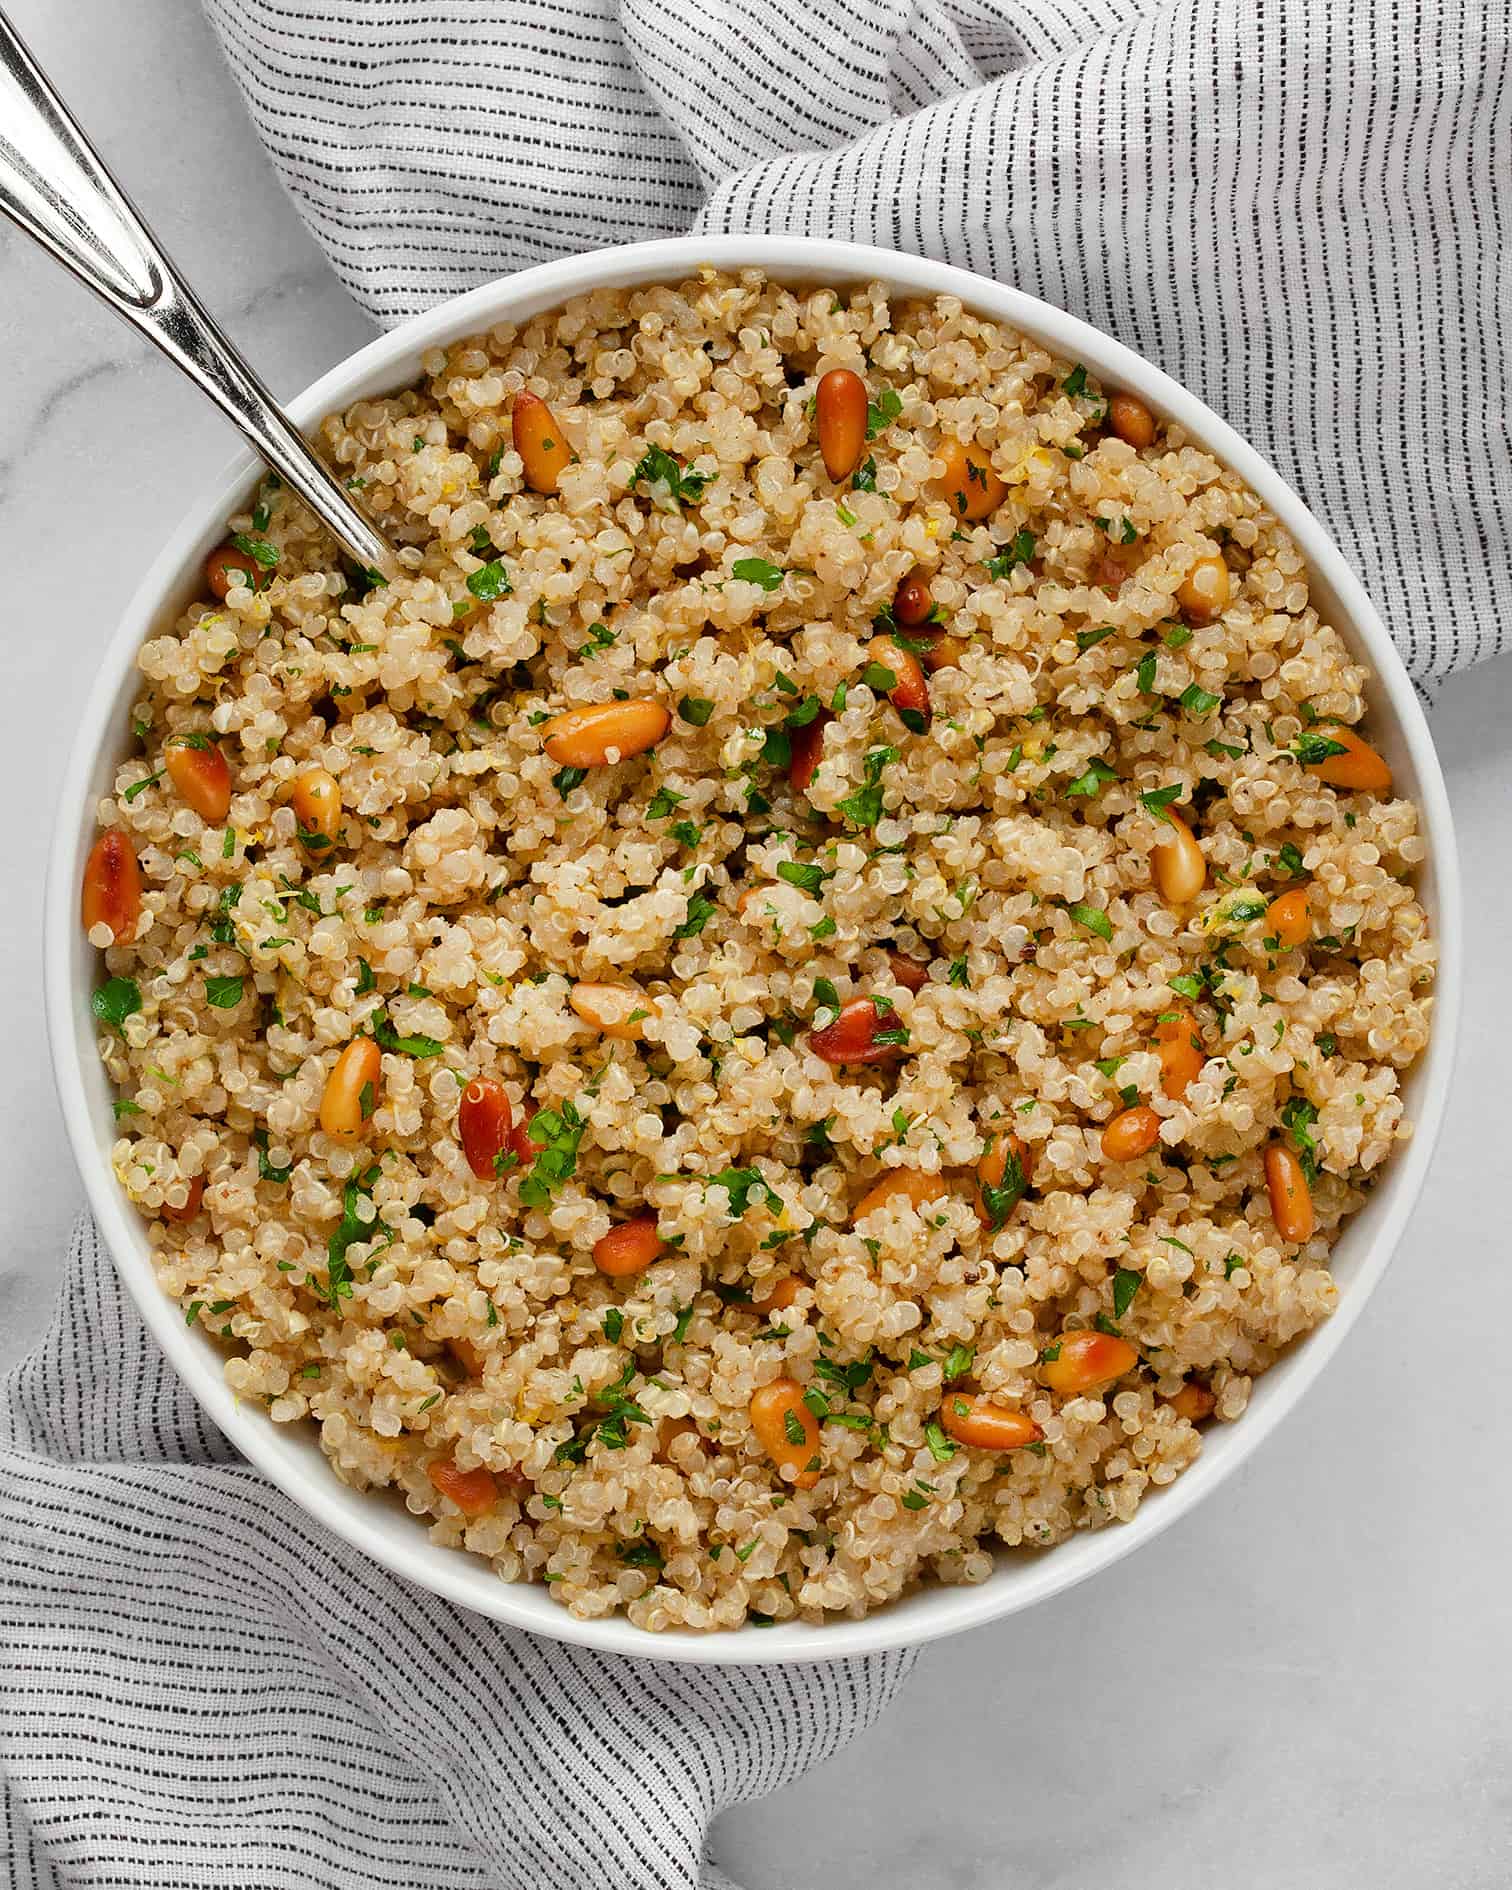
{"left": 1, "top": 1219, "right": 915, "bottom": 1890}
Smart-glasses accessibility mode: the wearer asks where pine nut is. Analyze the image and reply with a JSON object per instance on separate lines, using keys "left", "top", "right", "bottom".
{"left": 1107, "top": 392, "right": 1156, "bottom": 449}
{"left": 164, "top": 736, "right": 231, "bottom": 822}
{"left": 161, "top": 1176, "right": 205, "bottom": 1223}
{"left": 429, "top": 1457, "right": 498, "bottom": 1516}
{"left": 939, "top": 1393, "right": 1041, "bottom": 1452}
{"left": 292, "top": 768, "right": 341, "bottom": 849}
{"left": 569, "top": 982, "right": 654, "bottom": 1039}
{"left": 458, "top": 1078, "right": 514, "bottom": 1180}
{"left": 1101, "top": 1104, "right": 1162, "bottom": 1162}
{"left": 320, "top": 1036, "right": 381, "bottom": 1144}
{"left": 512, "top": 390, "right": 574, "bottom": 494}
{"left": 894, "top": 570, "right": 932, "bottom": 625}
{"left": 1176, "top": 554, "right": 1231, "bottom": 624}
{"left": 935, "top": 438, "right": 1007, "bottom": 520}
{"left": 1267, "top": 884, "right": 1312, "bottom": 948}
{"left": 867, "top": 636, "right": 929, "bottom": 728}
{"left": 976, "top": 1134, "right": 1032, "bottom": 1229}
{"left": 81, "top": 830, "right": 142, "bottom": 943}
{"left": 1302, "top": 726, "right": 1392, "bottom": 794}
{"left": 750, "top": 1377, "right": 820, "bottom": 1487}
{"left": 205, "top": 544, "right": 260, "bottom": 599}
{"left": 1155, "top": 1006, "right": 1205, "bottom": 1098}
{"left": 815, "top": 368, "right": 868, "bottom": 480}
{"left": 541, "top": 700, "right": 669, "bottom": 767}
{"left": 1264, "top": 1142, "right": 1315, "bottom": 1242}
{"left": 808, "top": 996, "right": 908, "bottom": 1066}
{"left": 753, "top": 1275, "right": 802, "bottom": 1315}
{"left": 1169, "top": 1381, "right": 1215, "bottom": 1422}
{"left": 1151, "top": 810, "right": 1206, "bottom": 905}
{"left": 852, "top": 1169, "right": 947, "bottom": 1224}
{"left": 886, "top": 949, "right": 929, "bottom": 993}
{"left": 592, "top": 1216, "right": 665, "bottom": 1277}
{"left": 1041, "top": 1329, "right": 1138, "bottom": 1395}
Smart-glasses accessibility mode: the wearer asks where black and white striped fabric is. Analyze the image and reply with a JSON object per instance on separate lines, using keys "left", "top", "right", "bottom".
{"left": 4, "top": 3, "right": 1508, "bottom": 1883}
{"left": 1, "top": 1218, "right": 913, "bottom": 1888}
{"left": 198, "top": 0, "right": 1512, "bottom": 683}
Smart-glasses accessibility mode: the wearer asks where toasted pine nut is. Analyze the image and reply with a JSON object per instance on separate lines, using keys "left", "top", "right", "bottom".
{"left": 656, "top": 1416, "right": 701, "bottom": 1462}
{"left": 447, "top": 1336, "right": 484, "bottom": 1377}
{"left": 1264, "top": 1142, "right": 1315, "bottom": 1242}
{"left": 815, "top": 368, "right": 868, "bottom": 480}
{"left": 1101, "top": 1104, "right": 1162, "bottom": 1162}
{"left": 788, "top": 709, "right": 832, "bottom": 791}
{"left": 1267, "top": 884, "right": 1312, "bottom": 949}
{"left": 935, "top": 438, "right": 1007, "bottom": 521}
{"left": 894, "top": 570, "right": 933, "bottom": 626}
{"left": 808, "top": 996, "right": 907, "bottom": 1066}
{"left": 458, "top": 1078, "right": 515, "bottom": 1180}
{"left": 320, "top": 1036, "right": 381, "bottom": 1144}
{"left": 569, "top": 982, "right": 653, "bottom": 1039}
{"left": 541, "top": 699, "right": 669, "bottom": 768}
{"left": 1176, "top": 554, "right": 1231, "bottom": 624}
{"left": 161, "top": 1176, "right": 205, "bottom": 1223}
{"left": 292, "top": 768, "right": 341, "bottom": 849}
{"left": 852, "top": 1169, "right": 948, "bottom": 1224}
{"left": 1041, "top": 1329, "right": 1138, "bottom": 1395}
{"left": 164, "top": 737, "right": 231, "bottom": 822}
{"left": 976, "top": 1134, "right": 1032, "bottom": 1229}
{"left": 593, "top": 1216, "right": 665, "bottom": 1277}
{"left": 753, "top": 1274, "right": 802, "bottom": 1316}
{"left": 1151, "top": 810, "right": 1205, "bottom": 905}
{"left": 205, "top": 544, "right": 260, "bottom": 599}
{"left": 1169, "top": 1381, "right": 1216, "bottom": 1422}
{"left": 512, "top": 390, "right": 573, "bottom": 493}
{"left": 913, "top": 629, "right": 968, "bottom": 671}
{"left": 1107, "top": 392, "right": 1156, "bottom": 450}
{"left": 81, "top": 830, "right": 141, "bottom": 943}
{"left": 886, "top": 949, "right": 929, "bottom": 993}
{"left": 868, "top": 637, "right": 929, "bottom": 728}
{"left": 429, "top": 1457, "right": 498, "bottom": 1517}
{"left": 939, "top": 1393, "right": 1041, "bottom": 1452}
{"left": 1155, "top": 1006, "right": 1205, "bottom": 1099}
{"left": 1303, "top": 726, "right": 1392, "bottom": 794}
{"left": 750, "top": 1378, "right": 820, "bottom": 1487}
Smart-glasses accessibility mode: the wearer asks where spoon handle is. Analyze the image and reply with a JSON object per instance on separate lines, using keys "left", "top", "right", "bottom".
{"left": 0, "top": 8, "right": 392, "bottom": 575}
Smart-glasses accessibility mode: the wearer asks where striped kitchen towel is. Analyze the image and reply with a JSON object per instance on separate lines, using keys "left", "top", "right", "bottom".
{"left": 199, "top": 0, "right": 1511, "bottom": 684}
{"left": 1, "top": 1218, "right": 913, "bottom": 1888}
{"left": 4, "top": 1, "right": 1507, "bottom": 1886}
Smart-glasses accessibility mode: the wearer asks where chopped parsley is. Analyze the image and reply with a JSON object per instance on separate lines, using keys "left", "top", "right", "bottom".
{"left": 732, "top": 556, "right": 785, "bottom": 592}
{"left": 678, "top": 696, "right": 715, "bottom": 727}
{"left": 204, "top": 975, "right": 244, "bottom": 1009}
{"left": 1291, "top": 730, "right": 1350, "bottom": 766}
{"left": 519, "top": 1101, "right": 588, "bottom": 1209}
{"left": 985, "top": 530, "right": 1035, "bottom": 579}
{"left": 837, "top": 745, "right": 897, "bottom": 830}
{"left": 673, "top": 892, "right": 717, "bottom": 939}
{"left": 1069, "top": 902, "right": 1114, "bottom": 942}
{"left": 1066, "top": 757, "right": 1118, "bottom": 799}
{"left": 865, "top": 387, "right": 903, "bottom": 439}
{"left": 370, "top": 1010, "right": 444, "bottom": 1058}
{"left": 1111, "top": 1267, "right": 1141, "bottom": 1321}
{"left": 631, "top": 445, "right": 710, "bottom": 513}
{"left": 465, "top": 560, "right": 512, "bottom": 601}
{"left": 91, "top": 977, "right": 141, "bottom": 1038}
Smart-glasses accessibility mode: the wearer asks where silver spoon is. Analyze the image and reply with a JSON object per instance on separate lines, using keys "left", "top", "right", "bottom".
{"left": 0, "top": 8, "right": 393, "bottom": 576}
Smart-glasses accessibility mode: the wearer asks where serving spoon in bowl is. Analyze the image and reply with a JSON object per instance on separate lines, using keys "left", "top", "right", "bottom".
{"left": 0, "top": 7, "right": 393, "bottom": 576}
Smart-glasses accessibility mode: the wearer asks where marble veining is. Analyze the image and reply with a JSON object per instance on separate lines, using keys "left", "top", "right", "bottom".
{"left": 1, "top": 3, "right": 1507, "bottom": 1884}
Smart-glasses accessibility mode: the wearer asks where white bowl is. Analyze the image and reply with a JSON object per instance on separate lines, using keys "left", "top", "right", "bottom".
{"left": 46, "top": 236, "right": 1462, "bottom": 1664}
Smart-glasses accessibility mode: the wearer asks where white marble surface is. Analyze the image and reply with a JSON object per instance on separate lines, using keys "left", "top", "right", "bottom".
{"left": 2, "top": 5, "right": 1509, "bottom": 1883}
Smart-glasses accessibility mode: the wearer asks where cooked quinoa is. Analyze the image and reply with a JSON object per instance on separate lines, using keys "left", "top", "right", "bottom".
{"left": 84, "top": 270, "right": 1435, "bottom": 1630}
